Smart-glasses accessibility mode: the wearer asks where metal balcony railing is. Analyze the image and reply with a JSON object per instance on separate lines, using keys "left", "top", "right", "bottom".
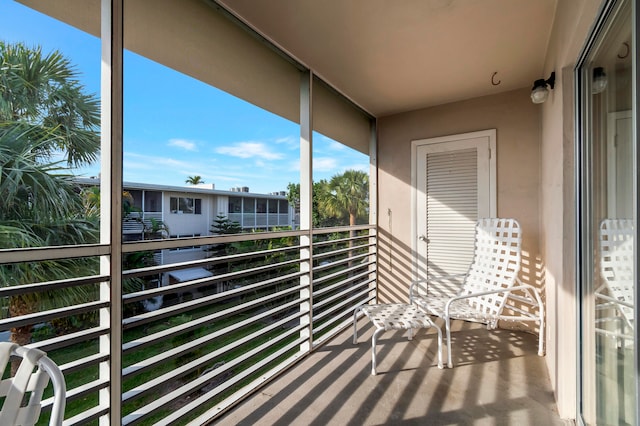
{"left": 0, "top": 225, "right": 376, "bottom": 425}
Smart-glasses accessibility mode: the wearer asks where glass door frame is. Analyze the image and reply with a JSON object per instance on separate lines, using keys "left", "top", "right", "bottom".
{"left": 575, "top": 0, "right": 639, "bottom": 424}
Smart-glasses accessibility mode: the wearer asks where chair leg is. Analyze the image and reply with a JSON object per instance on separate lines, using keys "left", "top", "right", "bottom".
{"left": 434, "top": 323, "right": 444, "bottom": 369}
{"left": 353, "top": 306, "right": 363, "bottom": 344}
{"left": 371, "top": 328, "right": 385, "bottom": 375}
{"left": 445, "top": 317, "right": 453, "bottom": 368}
{"left": 538, "top": 307, "right": 545, "bottom": 356}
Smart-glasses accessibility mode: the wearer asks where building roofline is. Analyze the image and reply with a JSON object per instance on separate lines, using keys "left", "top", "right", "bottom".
{"left": 74, "top": 177, "right": 288, "bottom": 199}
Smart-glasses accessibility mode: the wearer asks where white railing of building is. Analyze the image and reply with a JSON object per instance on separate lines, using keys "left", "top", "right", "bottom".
{"left": 0, "top": 224, "right": 376, "bottom": 425}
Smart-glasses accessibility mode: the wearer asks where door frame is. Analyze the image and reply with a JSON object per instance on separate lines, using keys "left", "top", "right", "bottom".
{"left": 410, "top": 129, "right": 497, "bottom": 281}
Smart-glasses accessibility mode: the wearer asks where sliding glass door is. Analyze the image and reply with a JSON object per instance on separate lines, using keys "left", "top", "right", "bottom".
{"left": 577, "top": 0, "right": 637, "bottom": 424}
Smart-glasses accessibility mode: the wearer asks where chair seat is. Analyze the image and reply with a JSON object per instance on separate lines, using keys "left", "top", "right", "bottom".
{"left": 361, "top": 303, "right": 438, "bottom": 331}
{"left": 353, "top": 303, "right": 443, "bottom": 375}
{"left": 415, "top": 297, "right": 500, "bottom": 324}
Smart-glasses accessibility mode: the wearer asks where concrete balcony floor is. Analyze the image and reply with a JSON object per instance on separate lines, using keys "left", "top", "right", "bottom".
{"left": 218, "top": 317, "right": 565, "bottom": 425}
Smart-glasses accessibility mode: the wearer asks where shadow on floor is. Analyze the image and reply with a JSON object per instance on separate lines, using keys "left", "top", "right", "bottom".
{"left": 216, "top": 318, "right": 563, "bottom": 425}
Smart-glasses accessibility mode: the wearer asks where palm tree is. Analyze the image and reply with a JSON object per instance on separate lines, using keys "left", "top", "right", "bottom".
{"left": 322, "top": 170, "right": 369, "bottom": 227}
{"left": 320, "top": 170, "right": 369, "bottom": 271}
{"left": 0, "top": 42, "right": 100, "bottom": 347}
{"left": 185, "top": 175, "right": 204, "bottom": 185}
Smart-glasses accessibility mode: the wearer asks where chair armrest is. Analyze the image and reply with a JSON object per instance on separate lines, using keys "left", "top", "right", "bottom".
{"left": 443, "top": 286, "right": 515, "bottom": 314}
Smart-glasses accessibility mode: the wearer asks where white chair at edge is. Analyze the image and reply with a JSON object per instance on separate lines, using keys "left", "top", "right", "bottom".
{"left": 0, "top": 342, "right": 66, "bottom": 426}
{"left": 410, "top": 218, "right": 545, "bottom": 368}
{"left": 596, "top": 218, "right": 635, "bottom": 343}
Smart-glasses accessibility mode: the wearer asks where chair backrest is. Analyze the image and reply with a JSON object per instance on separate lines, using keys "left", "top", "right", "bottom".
{"left": 460, "top": 218, "right": 522, "bottom": 317}
{"left": 0, "top": 342, "right": 66, "bottom": 426}
{"left": 599, "top": 218, "right": 635, "bottom": 327}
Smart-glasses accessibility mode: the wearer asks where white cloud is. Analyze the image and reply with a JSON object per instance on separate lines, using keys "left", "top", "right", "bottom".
{"left": 328, "top": 140, "right": 346, "bottom": 151}
{"left": 125, "top": 152, "right": 196, "bottom": 171}
{"left": 275, "top": 136, "right": 299, "bottom": 147}
{"left": 216, "top": 141, "right": 284, "bottom": 160}
{"left": 168, "top": 138, "right": 197, "bottom": 151}
{"left": 314, "top": 157, "right": 338, "bottom": 172}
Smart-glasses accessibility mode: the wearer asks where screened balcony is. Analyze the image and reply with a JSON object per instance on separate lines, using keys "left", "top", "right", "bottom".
{"left": 0, "top": 0, "right": 586, "bottom": 424}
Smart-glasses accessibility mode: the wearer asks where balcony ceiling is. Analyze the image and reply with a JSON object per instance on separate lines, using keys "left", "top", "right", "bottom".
{"left": 218, "top": 0, "right": 557, "bottom": 117}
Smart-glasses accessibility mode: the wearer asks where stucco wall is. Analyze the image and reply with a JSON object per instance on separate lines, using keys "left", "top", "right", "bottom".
{"left": 377, "top": 87, "right": 541, "bottom": 312}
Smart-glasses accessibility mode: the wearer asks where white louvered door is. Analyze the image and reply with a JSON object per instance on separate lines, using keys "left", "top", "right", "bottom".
{"left": 414, "top": 130, "right": 496, "bottom": 282}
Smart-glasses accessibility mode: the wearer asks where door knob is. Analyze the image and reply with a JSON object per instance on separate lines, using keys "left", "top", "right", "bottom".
{"left": 418, "top": 235, "right": 427, "bottom": 242}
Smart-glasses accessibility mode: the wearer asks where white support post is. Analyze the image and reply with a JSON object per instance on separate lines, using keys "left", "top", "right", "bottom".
{"left": 368, "top": 119, "right": 378, "bottom": 303}
{"left": 100, "top": 0, "right": 123, "bottom": 423}
{"left": 299, "top": 70, "right": 313, "bottom": 353}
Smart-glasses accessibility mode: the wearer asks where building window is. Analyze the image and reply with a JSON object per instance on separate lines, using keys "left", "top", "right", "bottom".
{"left": 229, "top": 197, "right": 242, "bottom": 213}
{"left": 170, "top": 197, "right": 201, "bottom": 214}
{"left": 167, "top": 233, "right": 201, "bottom": 251}
{"left": 256, "top": 199, "right": 267, "bottom": 213}
{"left": 144, "top": 190, "right": 162, "bottom": 212}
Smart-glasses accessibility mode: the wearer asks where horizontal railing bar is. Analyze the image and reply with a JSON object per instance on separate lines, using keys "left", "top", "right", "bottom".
{"left": 313, "top": 264, "right": 371, "bottom": 295}
{"left": 0, "top": 301, "right": 108, "bottom": 331}
{"left": 314, "top": 252, "right": 373, "bottom": 270}
{"left": 313, "top": 235, "right": 374, "bottom": 250}
{"left": 124, "top": 245, "right": 302, "bottom": 279}
{"left": 313, "top": 272, "right": 373, "bottom": 298}
{"left": 59, "top": 352, "right": 109, "bottom": 375}
{"left": 122, "top": 278, "right": 304, "bottom": 330}
{"left": 123, "top": 261, "right": 301, "bottom": 303}
{"left": 186, "top": 350, "right": 306, "bottom": 426}
{"left": 313, "top": 240, "right": 375, "bottom": 259}
{"left": 0, "top": 244, "right": 109, "bottom": 265}
{"left": 313, "top": 288, "right": 371, "bottom": 327}
{"left": 311, "top": 224, "right": 373, "bottom": 236}
{"left": 26, "top": 328, "right": 107, "bottom": 355}
{"left": 313, "top": 310, "right": 369, "bottom": 348}
{"left": 123, "top": 288, "right": 307, "bottom": 353}
{"left": 122, "top": 271, "right": 303, "bottom": 303}
{"left": 123, "top": 308, "right": 304, "bottom": 380}
{"left": 0, "top": 274, "right": 108, "bottom": 297}
{"left": 152, "top": 337, "right": 305, "bottom": 426}
{"left": 28, "top": 326, "right": 109, "bottom": 352}
{"left": 58, "top": 377, "right": 109, "bottom": 405}
{"left": 123, "top": 319, "right": 305, "bottom": 407}
{"left": 124, "top": 327, "right": 304, "bottom": 425}
{"left": 62, "top": 404, "right": 109, "bottom": 426}
{"left": 122, "top": 229, "right": 305, "bottom": 252}
{"left": 314, "top": 280, "right": 373, "bottom": 311}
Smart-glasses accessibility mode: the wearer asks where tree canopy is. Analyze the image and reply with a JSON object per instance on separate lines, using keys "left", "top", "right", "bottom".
{"left": 0, "top": 41, "right": 101, "bottom": 345}
{"left": 287, "top": 169, "right": 369, "bottom": 228}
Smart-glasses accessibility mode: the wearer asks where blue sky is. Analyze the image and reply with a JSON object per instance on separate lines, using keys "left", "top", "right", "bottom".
{"left": 1, "top": 1, "right": 368, "bottom": 194}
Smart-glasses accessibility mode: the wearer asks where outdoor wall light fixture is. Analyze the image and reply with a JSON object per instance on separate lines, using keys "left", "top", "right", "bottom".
{"left": 530, "top": 72, "right": 555, "bottom": 104}
{"left": 592, "top": 67, "right": 608, "bottom": 94}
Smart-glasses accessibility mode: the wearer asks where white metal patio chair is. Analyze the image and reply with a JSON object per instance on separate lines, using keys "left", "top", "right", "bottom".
{"left": 0, "top": 342, "right": 66, "bottom": 426}
{"left": 410, "top": 218, "right": 545, "bottom": 368}
{"left": 596, "top": 218, "right": 635, "bottom": 342}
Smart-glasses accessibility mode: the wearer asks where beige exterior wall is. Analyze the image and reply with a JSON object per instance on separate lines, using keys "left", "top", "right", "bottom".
{"left": 377, "top": 88, "right": 541, "bottom": 313}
